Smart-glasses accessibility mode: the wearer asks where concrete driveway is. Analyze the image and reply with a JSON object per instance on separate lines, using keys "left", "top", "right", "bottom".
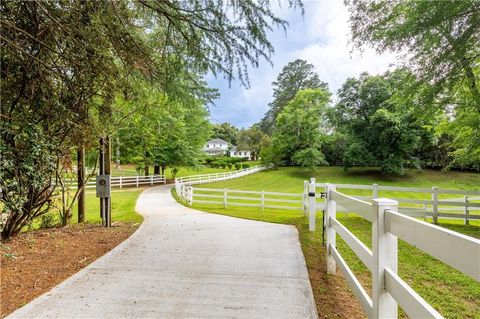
{"left": 8, "top": 185, "right": 317, "bottom": 318}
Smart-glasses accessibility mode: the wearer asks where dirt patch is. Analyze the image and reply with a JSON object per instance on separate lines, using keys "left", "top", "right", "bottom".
{"left": 0, "top": 223, "right": 139, "bottom": 318}
{"left": 303, "top": 244, "right": 366, "bottom": 319}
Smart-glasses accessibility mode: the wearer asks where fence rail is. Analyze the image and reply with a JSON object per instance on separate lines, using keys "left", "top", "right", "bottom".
{"left": 186, "top": 187, "right": 303, "bottom": 211}
{"left": 322, "top": 185, "right": 480, "bottom": 318}
{"left": 315, "top": 182, "right": 480, "bottom": 224}
{"left": 66, "top": 175, "right": 166, "bottom": 189}
{"left": 175, "top": 165, "right": 267, "bottom": 202}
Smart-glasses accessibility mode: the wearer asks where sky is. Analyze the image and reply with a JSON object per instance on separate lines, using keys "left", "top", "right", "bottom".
{"left": 205, "top": 0, "right": 400, "bottom": 128}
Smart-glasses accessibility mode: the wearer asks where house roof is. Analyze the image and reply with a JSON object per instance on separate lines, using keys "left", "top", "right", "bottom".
{"left": 231, "top": 146, "right": 249, "bottom": 152}
{"left": 207, "top": 138, "right": 229, "bottom": 145}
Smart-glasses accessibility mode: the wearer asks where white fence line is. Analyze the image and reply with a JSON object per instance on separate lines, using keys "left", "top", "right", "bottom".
{"left": 187, "top": 187, "right": 303, "bottom": 211}
{"left": 315, "top": 182, "right": 480, "bottom": 224}
{"left": 323, "top": 185, "right": 480, "bottom": 318}
{"left": 67, "top": 175, "right": 166, "bottom": 189}
{"left": 175, "top": 165, "right": 267, "bottom": 202}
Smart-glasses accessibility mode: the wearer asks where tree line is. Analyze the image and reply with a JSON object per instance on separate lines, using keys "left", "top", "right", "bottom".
{"left": 257, "top": 1, "right": 479, "bottom": 174}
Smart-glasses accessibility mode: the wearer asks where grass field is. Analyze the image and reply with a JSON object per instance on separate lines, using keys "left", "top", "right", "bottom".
{"left": 178, "top": 166, "right": 480, "bottom": 318}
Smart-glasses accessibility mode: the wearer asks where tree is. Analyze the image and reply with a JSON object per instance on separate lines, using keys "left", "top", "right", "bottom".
{"left": 345, "top": 0, "right": 480, "bottom": 168}
{"left": 334, "top": 71, "right": 424, "bottom": 175}
{"left": 0, "top": 0, "right": 301, "bottom": 238}
{"left": 236, "top": 126, "right": 268, "bottom": 160}
{"left": 259, "top": 59, "right": 328, "bottom": 134}
{"left": 346, "top": 0, "right": 480, "bottom": 108}
{"left": 266, "top": 88, "right": 331, "bottom": 169}
{"left": 212, "top": 123, "right": 239, "bottom": 145}
{"left": 115, "top": 79, "right": 211, "bottom": 178}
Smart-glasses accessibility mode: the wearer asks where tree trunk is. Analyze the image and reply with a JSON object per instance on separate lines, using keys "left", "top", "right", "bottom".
{"left": 161, "top": 163, "right": 167, "bottom": 176}
{"left": 77, "top": 146, "right": 85, "bottom": 223}
{"left": 145, "top": 165, "right": 149, "bottom": 176}
{"left": 154, "top": 164, "right": 160, "bottom": 175}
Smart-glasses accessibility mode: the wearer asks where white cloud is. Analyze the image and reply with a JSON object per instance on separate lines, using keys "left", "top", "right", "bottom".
{"left": 295, "top": 1, "right": 398, "bottom": 93}
{"left": 207, "top": 0, "right": 400, "bottom": 127}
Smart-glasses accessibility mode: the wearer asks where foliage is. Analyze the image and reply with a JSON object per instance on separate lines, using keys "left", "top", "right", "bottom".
{"left": 345, "top": 0, "right": 480, "bottom": 169}
{"left": 334, "top": 71, "right": 424, "bottom": 175}
{"left": 259, "top": 59, "right": 328, "bottom": 134}
{"left": 322, "top": 133, "right": 348, "bottom": 166}
{"left": 0, "top": 125, "right": 57, "bottom": 239}
{"left": 171, "top": 167, "right": 180, "bottom": 180}
{"left": 234, "top": 163, "right": 241, "bottom": 170}
{"left": 212, "top": 123, "right": 239, "bottom": 145}
{"left": 260, "top": 146, "right": 284, "bottom": 168}
{"left": 115, "top": 80, "right": 212, "bottom": 175}
{"left": 236, "top": 126, "right": 269, "bottom": 160}
{"left": 266, "top": 88, "right": 331, "bottom": 169}
{"left": 0, "top": 0, "right": 302, "bottom": 239}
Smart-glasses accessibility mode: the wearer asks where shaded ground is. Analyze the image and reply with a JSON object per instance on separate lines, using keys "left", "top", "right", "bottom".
{"left": 0, "top": 223, "right": 138, "bottom": 318}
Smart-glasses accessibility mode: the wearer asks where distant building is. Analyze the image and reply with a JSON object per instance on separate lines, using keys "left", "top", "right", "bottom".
{"left": 230, "top": 146, "right": 251, "bottom": 159}
{"left": 203, "top": 138, "right": 251, "bottom": 159}
{"left": 204, "top": 138, "right": 229, "bottom": 156}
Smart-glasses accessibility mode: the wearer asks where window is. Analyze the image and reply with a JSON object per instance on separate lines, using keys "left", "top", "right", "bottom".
{"left": 206, "top": 145, "right": 209, "bottom": 148}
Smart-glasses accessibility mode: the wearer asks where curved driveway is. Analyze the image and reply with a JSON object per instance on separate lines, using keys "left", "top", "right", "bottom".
{"left": 8, "top": 185, "right": 317, "bottom": 318}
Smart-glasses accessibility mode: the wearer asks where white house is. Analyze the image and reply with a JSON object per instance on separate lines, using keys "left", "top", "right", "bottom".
{"left": 203, "top": 138, "right": 251, "bottom": 159}
{"left": 204, "top": 138, "right": 229, "bottom": 156}
{"left": 230, "top": 146, "right": 251, "bottom": 159}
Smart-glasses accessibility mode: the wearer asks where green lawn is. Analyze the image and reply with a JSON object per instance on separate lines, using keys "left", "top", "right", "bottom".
{"left": 71, "top": 188, "right": 145, "bottom": 224}
{"left": 177, "top": 166, "right": 480, "bottom": 318}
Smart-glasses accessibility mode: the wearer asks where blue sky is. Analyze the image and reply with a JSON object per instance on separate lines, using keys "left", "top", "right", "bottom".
{"left": 205, "top": 1, "right": 399, "bottom": 128}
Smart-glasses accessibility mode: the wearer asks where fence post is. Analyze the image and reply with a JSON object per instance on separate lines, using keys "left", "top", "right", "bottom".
{"left": 308, "top": 178, "right": 316, "bottom": 231}
{"left": 464, "top": 195, "right": 469, "bottom": 225}
{"left": 224, "top": 188, "right": 228, "bottom": 208}
{"left": 372, "top": 183, "right": 378, "bottom": 199}
{"left": 372, "top": 198, "right": 398, "bottom": 319}
{"left": 261, "top": 190, "right": 265, "bottom": 211}
{"left": 119, "top": 176, "right": 123, "bottom": 189}
{"left": 325, "top": 183, "right": 337, "bottom": 274}
{"left": 432, "top": 187, "right": 439, "bottom": 224}
{"left": 302, "top": 181, "right": 308, "bottom": 217}
{"left": 188, "top": 187, "right": 193, "bottom": 206}
{"left": 136, "top": 176, "right": 139, "bottom": 188}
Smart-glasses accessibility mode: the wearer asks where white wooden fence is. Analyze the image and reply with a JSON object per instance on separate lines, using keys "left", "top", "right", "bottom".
{"left": 185, "top": 187, "right": 304, "bottom": 211}
{"left": 311, "top": 181, "right": 480, "bottom": 225}
{"left": 67, "top": 175, "right": 166, "bottom": 189}
{"left": 175, "top": 165, "right": 266, "bottom": 201}
{"left": 322, "top": 183, "right": 480, "bottom": 319}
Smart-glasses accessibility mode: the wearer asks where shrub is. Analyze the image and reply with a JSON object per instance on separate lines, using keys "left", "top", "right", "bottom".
{"left": 242, "top": 163, "right": 250, "bottom": 169}
{"left": 227, "top": 163, "right": 233, "bottom": 169}
{"left": 39, "top": 212, "right": 59, "bottom": 229}
{"left": 234, "top": 163, "right": 241, "bottom": 170}
{"left": 220, "top": 163, "right": 227, "bottom": 169}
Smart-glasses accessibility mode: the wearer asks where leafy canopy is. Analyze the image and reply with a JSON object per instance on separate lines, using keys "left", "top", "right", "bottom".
{"left": 259, "top": 59, "right": 328, "bottom": 134}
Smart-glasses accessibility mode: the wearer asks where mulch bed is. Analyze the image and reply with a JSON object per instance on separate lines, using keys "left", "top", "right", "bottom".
{"left": 0, "top": 223, "right": 139, "bottom": 318}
